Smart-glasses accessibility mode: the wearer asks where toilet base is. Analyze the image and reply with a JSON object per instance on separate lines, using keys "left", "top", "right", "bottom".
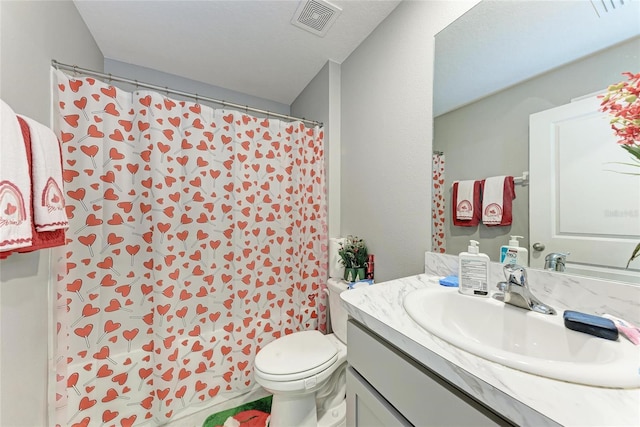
{"left": 318, "top": 399, "right": 346, "bottom": 427}
{"left": 270, "top": 393, "right": 318, "bottom": 427}
{"left": 268, "top": 394, "right": 346, "bottom": 427}
{"left": 267, "top": 363, "right": 346, "bottom": 427}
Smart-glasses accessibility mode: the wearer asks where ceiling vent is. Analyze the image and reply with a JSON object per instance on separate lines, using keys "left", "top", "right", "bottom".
{"left": 291, "top": 0, "right": 342, "bottom": 37}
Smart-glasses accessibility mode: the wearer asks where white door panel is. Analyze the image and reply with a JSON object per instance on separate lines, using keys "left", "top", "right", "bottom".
{"left": 529, "top": 95, "right": 640, "bottom": 281}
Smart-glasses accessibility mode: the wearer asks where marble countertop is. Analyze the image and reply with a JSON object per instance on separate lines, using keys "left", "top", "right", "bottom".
{"left": 341, "top": 274, "right": 640, "bottom": 427}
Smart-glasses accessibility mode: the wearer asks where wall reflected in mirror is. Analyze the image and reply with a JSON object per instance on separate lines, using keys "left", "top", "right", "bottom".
{"left": 432, "top": 0, "right": 640, "bottom": 283}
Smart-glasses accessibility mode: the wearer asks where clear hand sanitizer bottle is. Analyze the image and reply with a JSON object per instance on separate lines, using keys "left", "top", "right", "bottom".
{"left": 458, "top": 240, "right": 490, "bottom": 297}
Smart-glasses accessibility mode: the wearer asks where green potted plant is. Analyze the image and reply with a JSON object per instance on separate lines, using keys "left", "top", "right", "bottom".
{"left": 338, "top": 235, "right": 368, "bottom": 282}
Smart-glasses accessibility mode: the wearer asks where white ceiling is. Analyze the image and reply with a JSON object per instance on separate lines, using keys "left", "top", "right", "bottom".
{"left": 73, "top": 0, "right": 639, "bottom": 113}
{"left": 434, "top": 0, "right": 640, "bottom": 116}
{"left": 73, "top": 0, "right": 402, "bottom": 105}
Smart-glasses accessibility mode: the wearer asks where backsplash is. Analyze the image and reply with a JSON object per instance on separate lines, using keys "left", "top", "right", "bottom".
{"left": 425, "top": 252, "right": 640, "bottom": 325}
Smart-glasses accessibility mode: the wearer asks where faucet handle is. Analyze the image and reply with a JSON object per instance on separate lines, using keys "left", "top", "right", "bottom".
{"left": 503, "top": 263, "right": 527, "bottom": 287}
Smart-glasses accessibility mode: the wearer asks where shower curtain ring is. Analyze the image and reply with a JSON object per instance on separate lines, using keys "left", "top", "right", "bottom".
{"left": 108, "top": 73, "right": 113, "bottom": 83}
{"left": 165, "top": 87, "right": 169, "bottom": 96}
{"left": 195, "top": 94, "right": 199, "bottom": 104}
{"left": 135, "top": 80, "right": 139, "bottom": 89}
{"left": 73, "top": 65, "right": 78, "bottom": 75}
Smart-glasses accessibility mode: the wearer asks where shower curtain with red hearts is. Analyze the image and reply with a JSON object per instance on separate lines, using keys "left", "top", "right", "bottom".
{"left": 432, "top": 153, "right": 446, "bottom": 253}
{"left": 52, "top": 69, "right": 327, "bottom": 426}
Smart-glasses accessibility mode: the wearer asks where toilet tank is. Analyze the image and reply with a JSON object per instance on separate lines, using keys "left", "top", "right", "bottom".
{"left": 326, "top": 278, "right": 349, "bottom": 343}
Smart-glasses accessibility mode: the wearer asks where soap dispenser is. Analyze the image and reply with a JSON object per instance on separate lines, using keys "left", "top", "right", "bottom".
{"left": 500, "top": 235, "right": 529, "bottom": 267}
{"left": 458, "top": 240, "right": 490, "bottom": 297}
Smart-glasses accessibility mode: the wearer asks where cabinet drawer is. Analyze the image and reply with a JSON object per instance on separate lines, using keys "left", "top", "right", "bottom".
{"left": 347, "top": 319, "right": 512, "bottom": 426}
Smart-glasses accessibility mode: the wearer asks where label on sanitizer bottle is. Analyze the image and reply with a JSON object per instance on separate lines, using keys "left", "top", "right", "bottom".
{"left": 459, "top": 259, "right": 488, "bottom": 296}
{"left": 504, "top": 248, "right": 518, "bottom": 264}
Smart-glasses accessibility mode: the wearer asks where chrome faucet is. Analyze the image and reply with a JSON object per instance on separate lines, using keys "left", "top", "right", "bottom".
{"left": 544, "top": 252, "right": 569, "bottom": 272}
{"left": 497, "top": 264, "right": 556, "bottom": 315}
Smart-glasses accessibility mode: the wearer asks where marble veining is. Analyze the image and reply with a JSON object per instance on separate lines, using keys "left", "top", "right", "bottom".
{"left": 341, "top": 254, "right": 640, "bottom": 426}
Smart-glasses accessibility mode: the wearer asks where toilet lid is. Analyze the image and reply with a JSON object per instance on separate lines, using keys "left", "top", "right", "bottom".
{"left": 255, "top": 330, "right": 338, "bottom": 377}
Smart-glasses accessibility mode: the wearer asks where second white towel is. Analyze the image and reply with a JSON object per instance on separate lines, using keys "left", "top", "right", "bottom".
{"left": 483, "top": 176, "right": 506, "bottom": 225}
{"left": 17, "top": 115, "right": 68, "bottom": 232}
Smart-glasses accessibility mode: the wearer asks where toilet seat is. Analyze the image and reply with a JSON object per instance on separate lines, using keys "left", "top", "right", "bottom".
{"left": 255, "top": 330, "right": 338, "bottom": 382}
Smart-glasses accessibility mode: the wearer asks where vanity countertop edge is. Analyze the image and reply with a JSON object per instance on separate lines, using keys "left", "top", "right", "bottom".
{"left": 340, "top": 274, "right": 640, "bottom": 427}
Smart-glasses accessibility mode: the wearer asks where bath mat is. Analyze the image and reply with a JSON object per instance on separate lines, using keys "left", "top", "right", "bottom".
{"left": 203, "top": 395, "right": 272, "bottom": 427}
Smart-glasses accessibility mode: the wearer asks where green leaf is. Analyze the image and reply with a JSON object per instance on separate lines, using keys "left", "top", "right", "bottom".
{"left": 603, "top": 158, "right": 640, "bottom": 175}
{"left": 621, "top": 144, "right": 640, "bottom": 162}
{"left": 626, "top": 243, "right": 640, "bottom": 269}
{"left": 604, "top": 160, "right": 640, "bottom": 167}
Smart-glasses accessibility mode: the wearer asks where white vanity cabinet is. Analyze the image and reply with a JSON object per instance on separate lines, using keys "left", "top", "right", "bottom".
{"left": 346, "top": 319, "right": 513, "bottom": 426}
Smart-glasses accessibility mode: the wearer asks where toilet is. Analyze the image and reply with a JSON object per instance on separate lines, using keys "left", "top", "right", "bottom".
{"left": 254, "top": 278, "right": 349, "bottom": 427}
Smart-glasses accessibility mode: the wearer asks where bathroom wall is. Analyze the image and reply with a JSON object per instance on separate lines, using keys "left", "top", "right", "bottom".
{"left": 340, "top": 0, "right": 478, "bottom": 282}
{"left": 104, "top": 58, "right": 290, "bottom": 115}
{"left": 291, "top": 61, "right": 341, "bottom": 240}
{"left": 434, "top": 36, "right": 640, "bottom": 260}
{"left": 0, "top": 1, "right": 103, "bottom": 425}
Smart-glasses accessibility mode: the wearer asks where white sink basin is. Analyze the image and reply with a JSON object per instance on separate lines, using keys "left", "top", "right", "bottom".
{"left": 403, "top": 287, "right": 640, "bottom": 388}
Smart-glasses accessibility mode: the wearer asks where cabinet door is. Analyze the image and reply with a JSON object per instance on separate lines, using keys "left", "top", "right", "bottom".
{"left": 346, "top": 366, "right": 411, "bottom": 427}
{"left": 348, "top": 320, "right": 513, "bottom": 426}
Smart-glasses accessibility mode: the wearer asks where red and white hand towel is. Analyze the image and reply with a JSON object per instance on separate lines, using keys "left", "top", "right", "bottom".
{"left": 454, "top": 180, "right": 475, "bottom": 220}
{"left": 0, "top": 99, "right": 32, "bottom": 251}
{"left": 16, "top": 115, "right": 68, "bottom": 231}
{"left": 452, "top": 180, "right": 482, "bottom": 227}
{"left": 482, "top": 176, "right": 515, "bottom": 226}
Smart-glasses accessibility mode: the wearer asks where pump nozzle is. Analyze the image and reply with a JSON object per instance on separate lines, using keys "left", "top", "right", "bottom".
{"left": 468, "top": 240, "right": 479, "bottom": 254}
{"left": 508, "top": 235, "right": 524, "bottom": 247}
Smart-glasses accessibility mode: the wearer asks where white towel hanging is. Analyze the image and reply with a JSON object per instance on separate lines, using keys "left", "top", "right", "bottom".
{"left": 0, "top": 99, "right": 33, "bottom": 251}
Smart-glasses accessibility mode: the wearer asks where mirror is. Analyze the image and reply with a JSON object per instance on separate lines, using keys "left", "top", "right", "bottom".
{"left": 433, "top": 0, "right": 640, "bottom": 282}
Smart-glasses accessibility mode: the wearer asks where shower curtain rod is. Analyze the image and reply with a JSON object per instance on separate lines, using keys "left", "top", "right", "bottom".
{"left": 51, "top": 60, "right": 323, "bottom": 127}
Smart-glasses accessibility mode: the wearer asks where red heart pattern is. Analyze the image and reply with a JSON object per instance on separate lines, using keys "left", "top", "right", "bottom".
{"left": 432, "top": 154, "right": 446, "bottom": 253}
{"left": 53, "top": 71, "right": 328, "bottom": 426}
